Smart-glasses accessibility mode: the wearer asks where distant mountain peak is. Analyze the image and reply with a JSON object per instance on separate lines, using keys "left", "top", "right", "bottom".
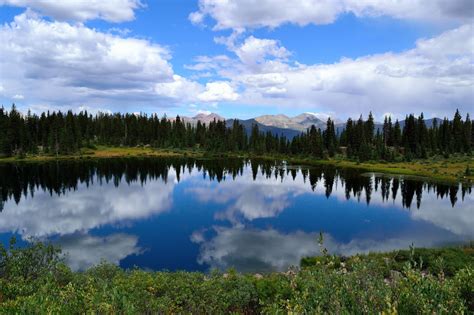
{"left": 293, "top": 112, "right": 321, "bottom": 122}
{"left": 254, "top": 112, "right": 326, "bottom": 132}
{"left": 302, "top": 112, "right": 344, "bottom": 124}
{"left": 193, "top": 112, "right": 224, "bottom": 120}
{"left": 191, "top": 112, "right": 225, "bottom": 124}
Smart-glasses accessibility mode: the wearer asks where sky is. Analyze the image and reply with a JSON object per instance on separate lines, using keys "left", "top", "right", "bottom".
{"left": 0, "top": 0, "right": 473, "bottom": 120}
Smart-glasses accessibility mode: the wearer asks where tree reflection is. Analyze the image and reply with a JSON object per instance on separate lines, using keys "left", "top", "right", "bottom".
{"left": 0, "top": 158, "right": 470, "bottom": 210}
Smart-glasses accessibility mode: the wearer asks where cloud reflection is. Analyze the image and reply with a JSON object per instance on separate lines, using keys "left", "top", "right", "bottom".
{"left": 186, "top": 165, "right": 311, "bottom": 223}
{"left": 186, "top": 167, "right": 474, "bottom": 238}
{"left": 193, "top": 225, "right": 465, "bottom": 272}
{"left": 1, "top": 160, "right": 472, "bottom": 273}
{"left": 58, "top": 233, "right": 143, "bottom": 271}
{"left": 0, "top": 175, "right": 175, "bottom": 238}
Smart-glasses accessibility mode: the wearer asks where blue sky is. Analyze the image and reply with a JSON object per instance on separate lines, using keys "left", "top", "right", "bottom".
{"left": 0, "top": 0, "right": 472, "bottom": 120}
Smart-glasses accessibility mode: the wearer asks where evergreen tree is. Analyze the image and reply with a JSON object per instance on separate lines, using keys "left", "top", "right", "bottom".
{"left": 463, "top": 113, "right": 472, "bottom": 153}
{"left": 323, "top": 118, "right": 337, "bottom": 157}
{"left": 393, "top": 119, "right": 402, "bottom": 147}
{"left": 0, "top": 106, "right": 470, "bottom": 160}
{"left": 452, "top": 109, "right": 464, "bottom": 152}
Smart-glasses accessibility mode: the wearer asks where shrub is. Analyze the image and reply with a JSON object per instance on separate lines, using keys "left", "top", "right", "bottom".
{"left": 1, "top": 239, "right": 472, "bottom": 313}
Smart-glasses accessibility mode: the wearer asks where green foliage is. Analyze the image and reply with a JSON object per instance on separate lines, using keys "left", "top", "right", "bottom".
{"left": 0, "top": 239, "right": 473, "bottom": 313}
{"left": 2, "top": 105, "right": 471, "bottom": 162}
{"left": 301, "top": 245, "right": 474, "bottom": 277}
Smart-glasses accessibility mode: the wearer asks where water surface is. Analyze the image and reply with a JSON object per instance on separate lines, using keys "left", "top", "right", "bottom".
{"left": 0, "top": 158, "right": 472, "bottom": 272}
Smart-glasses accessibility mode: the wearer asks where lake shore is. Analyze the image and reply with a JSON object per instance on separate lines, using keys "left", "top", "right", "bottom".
{"left": 1, "top": 240, "right": 472, "bottom": 313}
{"left": 0, "top": 145, "right": 473, "bottom": 184}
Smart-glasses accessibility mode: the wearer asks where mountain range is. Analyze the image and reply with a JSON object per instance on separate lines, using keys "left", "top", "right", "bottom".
{"left": 177, "top": 112, "right": 442, "bottom": 139}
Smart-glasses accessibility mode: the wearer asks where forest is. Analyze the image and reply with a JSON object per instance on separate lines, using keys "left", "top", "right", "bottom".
{"left": 0, "top": 105, "right": 472, "bottom": 162}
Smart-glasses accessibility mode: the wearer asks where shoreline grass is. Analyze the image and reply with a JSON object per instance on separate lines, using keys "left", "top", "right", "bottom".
{"left": 0, "top": 146, "right": 473, "bottom": 184}
{"left": 270, "top": 154, "right": 474, "bottom": 185}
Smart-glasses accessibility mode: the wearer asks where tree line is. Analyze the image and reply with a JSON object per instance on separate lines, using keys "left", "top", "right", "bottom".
{"left": 0, "top": 105, "right": 471, "bottom": 161}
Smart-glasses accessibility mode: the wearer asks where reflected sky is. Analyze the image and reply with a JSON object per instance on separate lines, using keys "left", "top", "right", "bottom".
{"left": 0, "top": 159, "right": 472, "bottom": 272}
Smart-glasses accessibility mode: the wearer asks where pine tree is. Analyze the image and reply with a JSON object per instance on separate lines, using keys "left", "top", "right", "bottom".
{"left": 0, "top": 106, "right": 9, "bottom": 156}
{"left": 323, "top": 118, "right": 337, "bottom": 157}
{"left": 417, "top": 113, "right": 428, "bottom": 158}
{"left": 393, "top": 119, "right": 402, "bottom": 147}
{"left": 309, "top": 125, "right": 323, "bottom": 158}
{"left": 452, "top": 109, "right": 464, "bottom": 152}
{"left": 365, "top": 112, "right": 375, "bottom": 144}
{"left": 463, "top": 113, "right": 472, "bottom": 153}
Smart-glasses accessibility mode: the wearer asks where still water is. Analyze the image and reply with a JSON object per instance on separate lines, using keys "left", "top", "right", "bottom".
{"left": 0, "top": 158, "right": 472, "bottom": 272}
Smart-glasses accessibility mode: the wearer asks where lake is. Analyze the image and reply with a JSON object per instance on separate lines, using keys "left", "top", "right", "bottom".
{"left": 0, "top": 158, "right": 472, "bottom": 272}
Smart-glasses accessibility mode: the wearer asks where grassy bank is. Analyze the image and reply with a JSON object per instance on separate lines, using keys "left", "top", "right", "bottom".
{"left": 0, "top": 145, "right": 206, "bottom": 163}
{"left": 0, "top": 240, "right": 473, "bottom": 313}
{"left": 279, "top": 154, "right": 474, "bottom": 184}
{"left": 0, "top": 146, "right": 473, "bottom": 183}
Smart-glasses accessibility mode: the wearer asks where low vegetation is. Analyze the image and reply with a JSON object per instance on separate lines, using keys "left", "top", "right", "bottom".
{"left": 1, "top": 238, "right": 472, "bottom": 313}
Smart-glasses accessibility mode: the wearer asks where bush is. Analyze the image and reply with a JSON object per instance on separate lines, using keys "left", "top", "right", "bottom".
{"left": 1, "top": 239, "right": 473, "bottom": 313}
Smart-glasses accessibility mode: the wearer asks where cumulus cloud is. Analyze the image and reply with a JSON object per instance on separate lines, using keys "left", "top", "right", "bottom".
{"left": 0, "top": 12, "right": 177, "bottom": 110}
{"left": 234, "top": 36, "right": 290, "bottom": 70}
{"left": 188, "top": 24, "right": 474, "bottom": 119}
{"left": 198, "top": 81, "right": 239, "bottom": 102}
{"left": 59, "top": 233, "right": 143, "bottom": 271}
{"left": 154, "top": 74, "right": 203, "bottom": 102}
{"left": 190, "top": 0, "right": 473, "bottom": 30}
{"left": 0, "top": 0, "right": 143, "bottom": 22}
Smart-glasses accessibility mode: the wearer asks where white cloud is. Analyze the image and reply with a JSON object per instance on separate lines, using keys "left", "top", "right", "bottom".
{"left": 263, "top": 86, "right": 287, "bottom": 97}
{"left": 241, "top": 73, "right": 288, "bottom": 87}
{"left": 185, "top": 55, "right": 233, "bottom": 72}
{"left": 154, "top": 74, "right": 203, "bottom": 101}
{"left": 198, "top": 81, "right": 239, "bottom": 102}
{"left": 188, "top": 10, "right": 205, "bottom": 25}
{"left": 188, "top": 24, "right": 474, "bottom": 119}
{"left": 12, "top": 94, "right": 24, "bottom": 100}
{"left": 0, "top": 13, "right": 177, "bottom": 110}
{"left": 0, "top": 0, "right": 143, "bottom": 22}
{"left": 235, "top": 36, "right": 290, "bottom": 69}
{"left": 196, "top": 109, "right": 212, "bottom": 115}
{"left": 191, "top": 0, "right": 473, "bottom": 30}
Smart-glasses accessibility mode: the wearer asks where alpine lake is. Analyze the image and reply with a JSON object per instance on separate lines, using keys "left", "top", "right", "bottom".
{"left": 0, "top": 158, "right": 472, "bottom": 272}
